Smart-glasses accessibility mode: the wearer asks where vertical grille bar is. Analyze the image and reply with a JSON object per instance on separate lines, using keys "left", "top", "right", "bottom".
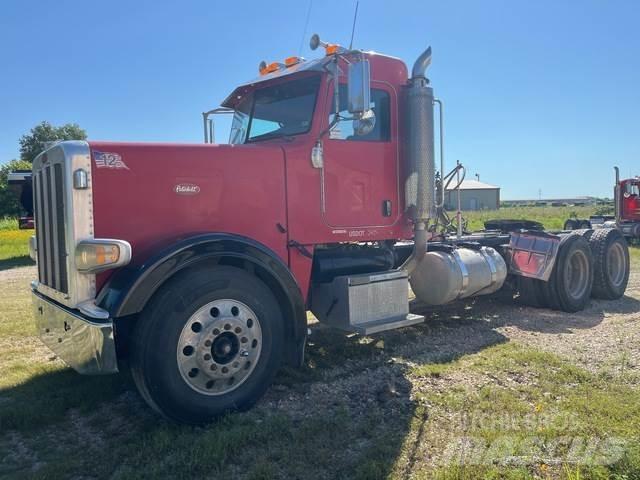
{"left": 39, "top": 169, "right": 51, "bottom": 285}
{"left": 49, "top": 165, "right": 61, "bottom": 291}
{"left": 44, "top": 166, "right": 55, "bottom": 288}
{"left": 34, "top": 173, "right": 46, "bottom": 282}
{"left": 54, "top": 164, "right": 68, "bottom": 293}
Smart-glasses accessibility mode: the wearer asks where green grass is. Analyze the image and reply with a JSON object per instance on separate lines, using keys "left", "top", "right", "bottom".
{"left": 419, "top": 344, "right": 640, "bottom": 479}
{"left": 0, "top": 228, "right": 33, "bottom": 270}
{"left": 0, "top": 217, "right": 20, "bottom": 231}
{"left": 463, "top": 205, "right": 598, "bottom": 231}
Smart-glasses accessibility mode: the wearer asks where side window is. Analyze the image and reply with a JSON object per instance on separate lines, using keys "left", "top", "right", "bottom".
{"left": 328, "top": 85, "right": 390, "bottom": 142}
{"left": 626, "top": 183, "right": 640, "bottom": 196}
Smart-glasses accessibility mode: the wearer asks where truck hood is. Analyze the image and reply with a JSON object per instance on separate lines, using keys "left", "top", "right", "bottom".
{"left": 88, "top": 141, "right": 290, "bottom": 289}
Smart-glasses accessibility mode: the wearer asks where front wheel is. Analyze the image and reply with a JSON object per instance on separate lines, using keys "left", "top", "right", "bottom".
{"left": 130, "top": 266, "right": 284, "bottom": 424}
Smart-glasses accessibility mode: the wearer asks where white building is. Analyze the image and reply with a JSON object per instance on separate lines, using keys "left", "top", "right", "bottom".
{"left": 445, "top": 179, "right": 500, "bottom": 211}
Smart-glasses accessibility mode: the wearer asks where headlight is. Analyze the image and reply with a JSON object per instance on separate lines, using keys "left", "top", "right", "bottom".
{"left": 75, "top": 239, "right": 132, "bottom": 273}
{"left": 29, "top": 235, "right": 37, "bottom": 261}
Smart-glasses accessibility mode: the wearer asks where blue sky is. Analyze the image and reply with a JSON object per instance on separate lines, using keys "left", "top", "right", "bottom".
{"left": 1, "top": 0, "right": 638, "bottom": 199}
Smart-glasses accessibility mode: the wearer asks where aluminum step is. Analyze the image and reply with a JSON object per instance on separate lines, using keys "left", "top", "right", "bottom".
{"left": 351, "top": 313, "right": 425, "bottom": 335}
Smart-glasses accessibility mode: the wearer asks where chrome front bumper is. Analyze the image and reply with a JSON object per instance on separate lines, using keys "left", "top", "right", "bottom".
{"left": 32, "top": 290, "right": 118, "bottom": 375}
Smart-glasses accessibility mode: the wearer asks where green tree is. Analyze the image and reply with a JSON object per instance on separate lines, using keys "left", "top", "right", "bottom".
{"left": 0, "top": 159, "right": 32, "bottom": 217}
{"left": 0, "top": 121, "right": 87, "bottom": 218}
{"left": 19, "top": 121, "right": 87, "bottom": 163}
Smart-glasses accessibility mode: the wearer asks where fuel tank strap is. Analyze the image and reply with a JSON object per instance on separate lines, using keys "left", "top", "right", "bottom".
{"left": 480, "top": 247, "right": 498, "bottom": 285}
{"left": 451, "top": 249, "right": 470, "bottom": 296}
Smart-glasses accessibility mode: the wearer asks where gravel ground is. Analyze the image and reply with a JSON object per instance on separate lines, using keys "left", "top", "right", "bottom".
{"left": 259, "top": 268, "right": 640, "bottom": 408}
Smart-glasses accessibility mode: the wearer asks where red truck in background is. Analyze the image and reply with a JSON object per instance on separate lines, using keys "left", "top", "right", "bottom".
{"left": 24, "top": 34, "right": 630, "bottom": 424}
{"left": 565, "top": 167, "right": 640, "bottom": 240}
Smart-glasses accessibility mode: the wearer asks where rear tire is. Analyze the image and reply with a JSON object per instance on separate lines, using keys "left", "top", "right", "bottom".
{"left": 540, "top": 234, "right": 593, "bottom": 312}
{"left": 578, "top": 220, "right": 592, "bottom": 229}
{"left": 587, "top": 228, "right": 629, "bottom": 299}
{"left": 517, "top": 276, "right": 545, "bottom": 308}
{"left": 130, "top": 266, "right": 284, "bottom": 424}
{"left": 564, "top": 219, "right": 578, "bottom": 230}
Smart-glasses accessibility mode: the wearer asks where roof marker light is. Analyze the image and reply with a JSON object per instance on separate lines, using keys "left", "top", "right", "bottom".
{"left": 259, "top": 61, "right": 284, "bottom": 76}
{"left": 284, "top": 56, "right": 302, "bottom": 67}
{"left": 325, "top": 44, "right": 341, "bottom": 56}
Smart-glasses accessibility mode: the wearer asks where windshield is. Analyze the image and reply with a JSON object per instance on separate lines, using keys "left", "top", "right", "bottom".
{"left": 229, "top": 75, "right": 321, "bottom": 144}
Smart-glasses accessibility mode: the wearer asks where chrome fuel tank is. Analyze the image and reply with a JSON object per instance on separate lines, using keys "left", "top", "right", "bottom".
{"left": 410, "top": 246, "right": 507, "bottom": 306}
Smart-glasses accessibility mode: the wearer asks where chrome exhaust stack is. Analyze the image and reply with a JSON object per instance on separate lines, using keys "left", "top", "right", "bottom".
{"left": 403, "top": 48, "right": 508, "bottom": 303}
{"left": 403, "top": 46, "right": 436, "bottom": 273}
{"left": 614, "top": 166, "right": 621, "bottom": 224}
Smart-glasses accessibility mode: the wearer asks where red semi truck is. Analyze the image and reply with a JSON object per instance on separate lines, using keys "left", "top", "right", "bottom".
{"left": 565, "top": 167, "right": 640, "bottom": 240}
{"left": 26, "top": 35, "right": 630, "bottom": 424}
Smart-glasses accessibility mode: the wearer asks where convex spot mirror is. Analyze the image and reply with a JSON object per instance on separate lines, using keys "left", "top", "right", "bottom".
{"left": 353, "top": 109, "right": 376, "bottom": 136}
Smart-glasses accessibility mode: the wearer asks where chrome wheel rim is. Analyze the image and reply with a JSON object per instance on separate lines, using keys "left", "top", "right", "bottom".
{"left": 565, "top": 249, "right": 589, "bottom": 300}
{"left": 607, "top": 241, "right": 626, "bottom": 288}
{"left": 177, "top": 299, "right": 262, "bottom": 396}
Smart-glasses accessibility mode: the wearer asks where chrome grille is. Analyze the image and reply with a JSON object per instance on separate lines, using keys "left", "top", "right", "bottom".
{"left": 33, "top": 161, "right": 68, "bottom": 293}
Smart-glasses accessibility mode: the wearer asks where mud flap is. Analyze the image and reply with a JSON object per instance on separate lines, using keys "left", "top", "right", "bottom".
{"left": 503, "top": 231, "right": 561, "bottom": 281}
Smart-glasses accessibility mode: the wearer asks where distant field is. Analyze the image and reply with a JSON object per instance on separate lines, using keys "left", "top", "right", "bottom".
{"left": 463, "top": 205, "right": 599, "bottom": 231}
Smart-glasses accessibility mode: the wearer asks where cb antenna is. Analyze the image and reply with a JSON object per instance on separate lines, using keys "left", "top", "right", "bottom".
{"left": 349, "top": 0, "right": 359, "bottom": 49}
{"left": 298, "top": 0, "right": 313, "bottom": 56}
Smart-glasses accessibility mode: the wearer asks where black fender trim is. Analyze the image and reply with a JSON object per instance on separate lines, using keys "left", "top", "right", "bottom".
{"left": 97, "top": 233, "right": 307, "bottom": 366}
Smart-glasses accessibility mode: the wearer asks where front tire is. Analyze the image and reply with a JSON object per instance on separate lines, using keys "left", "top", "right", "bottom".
{"left": 130, "top": 265, "right": 284, "bottom": 424}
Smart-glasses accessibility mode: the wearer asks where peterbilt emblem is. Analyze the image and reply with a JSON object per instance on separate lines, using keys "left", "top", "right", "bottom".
{"left": 174, "top": 183, "right": 200, "bottom": 195}
{"left": 93, "top": 151, "right": 129, "bottom": 170}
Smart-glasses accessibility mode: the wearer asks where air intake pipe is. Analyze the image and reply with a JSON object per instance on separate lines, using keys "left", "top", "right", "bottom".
{"left": 402, "top": 46, "right": 436, "bottom": 273}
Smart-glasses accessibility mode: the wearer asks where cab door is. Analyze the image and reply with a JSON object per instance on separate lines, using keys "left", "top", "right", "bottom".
{"left": 320, "top": 82, "right": 400, "bottom": 228}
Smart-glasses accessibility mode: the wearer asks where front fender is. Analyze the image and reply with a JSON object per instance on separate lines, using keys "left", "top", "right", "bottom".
{"left": 96, "top": 233, "right": 307, "bottom": 365}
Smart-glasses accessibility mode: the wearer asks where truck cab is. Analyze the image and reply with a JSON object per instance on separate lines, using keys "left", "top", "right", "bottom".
{"left": 620, "top": 178, "right": 640, "bottom": 222}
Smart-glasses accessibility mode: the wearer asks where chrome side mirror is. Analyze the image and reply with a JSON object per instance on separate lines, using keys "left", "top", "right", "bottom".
{"left": 347, "top": 59, "right": 371, "bottom": 115}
